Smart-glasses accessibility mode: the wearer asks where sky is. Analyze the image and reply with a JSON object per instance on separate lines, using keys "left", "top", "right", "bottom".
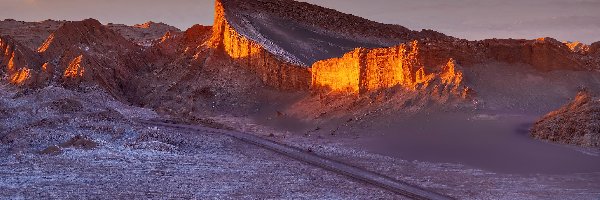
{"left": 1, "top": 0, "right": 599, "bottom": 44}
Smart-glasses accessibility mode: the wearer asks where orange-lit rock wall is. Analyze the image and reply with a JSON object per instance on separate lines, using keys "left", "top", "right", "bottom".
{"left": 9, "top": 67, "right": 31, "bottom": 85}
{"left": 312, "top": 41, "right": 435, "bottom": 94}
{"left": 210, "top": 0, "right": 311, "bottom": 90}
{"left": 312, "top": 49, "right": 362, "bottom": 93}
{"left": 64, "top": 55, "right": 85, "bottom": 78}
{"left": 0, "top": 36, "right": 45, "bottom": 86}
{"left": 1, "top": 37, "right": 23, "bottom": 73}
{"left": 37, "top": 33, "right": 54, "bottom": 53}
{"left": 361, "top": 42, "right": 423, "bottom": 93}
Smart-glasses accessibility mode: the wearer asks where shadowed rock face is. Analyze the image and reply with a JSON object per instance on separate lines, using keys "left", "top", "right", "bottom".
{"left": 531, "top": 90, "right": 600, "bottom": 148}
{"left": 39, "top": 19, "right": 150, "bottom": 101}
{"left": 146, "top": 24, "right": 212, "bottom": 62}
{"left": 478, "top": 38, "right": 588, "bottom": 71}
{"left": 591, "top": 42, "right": 600, "bottom": 54}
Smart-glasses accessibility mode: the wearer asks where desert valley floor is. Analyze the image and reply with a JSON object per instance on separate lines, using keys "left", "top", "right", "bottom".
{"left": 1, "top": 84, "right": 599, "bottom": 199}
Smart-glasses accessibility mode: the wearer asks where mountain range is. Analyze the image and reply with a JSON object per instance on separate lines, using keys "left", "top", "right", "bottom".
{"left": 1, "top": 0, "right": 600, "bottom": 147}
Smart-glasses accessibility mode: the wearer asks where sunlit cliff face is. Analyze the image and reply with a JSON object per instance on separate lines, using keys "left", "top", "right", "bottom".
{"left": 133, "top": 21, "right": 154, "bottom": 29}
{"left": 222, "top": 24, "right": 261, "bottom": 60}
{"left": 9, "top": 67, "right": 31, "bottom": 85}
{"left": 37, "top": 34, "right": 55, "bottom": 53}
{"left": 312, "top": 41, "right": 439, "bottom": 94}
{"left": 1, "top": 36, "right": 33, "bottom": 86}
{"left": 64, "top": 55, "right": 85, "bottom": 78}
{"left": 209, "top": 0, "right": 262, "bottom": 60}
{"left": 41, "top": 62, "right": 51, "bottom": 72}
{"left": 208, "top": 0, "right": 468, "bottom": 96}
{"left": 208, "top": 0, "right": 311, "bottom": 90}
{"left": 7, "top": 52, "right": 17, "bottom": 72}
{"left": 311, "top": 49, "right": 362, "bottom": 93}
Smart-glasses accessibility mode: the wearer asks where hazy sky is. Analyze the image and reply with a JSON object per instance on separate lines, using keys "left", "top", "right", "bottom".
{"left": 2, "top": 0, "right": 599, "bottom": 43}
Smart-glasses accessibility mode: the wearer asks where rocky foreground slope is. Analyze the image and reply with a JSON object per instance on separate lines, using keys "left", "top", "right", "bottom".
{"left": 531, "top": 90, "right": 600, "bottom": 148}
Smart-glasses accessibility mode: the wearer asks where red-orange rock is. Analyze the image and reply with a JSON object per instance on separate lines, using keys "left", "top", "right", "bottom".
{"left": 531, "top": 90, "right": 600, "bottom": 148}
{"left": 311, "top": 41, "right": 468, "bottom": 98}
{"left": 209, "top": 0, "right": 311, "bottom": 90}
{"left": 0, "top": 35, "right": 47, "bottom": 87}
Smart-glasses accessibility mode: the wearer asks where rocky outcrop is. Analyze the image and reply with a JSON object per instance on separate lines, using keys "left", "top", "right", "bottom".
{"left": 180, "top": 0, "right": 600, "bottom": 97}
{"left": 209, "top": 0, "right": 311, "bottom": 90}
{"left": 215, "top": 0, "right": 418, "bottom": 67}
{"left": 38, "top": 19, "right": 138, "bottom": 58}
{"left": 565, "top": 41, "right": 589, "bottom": 54}
{"left": 1, "top": 0, "right": 599, "bottom": 113}
{"left": 0, "top": 35, "right": 47, "bottom": 86}
{"left": 149, "top": 24, "right": 212, "bottom": 61}
{"left": 45, "top": 19, "right": 148, "bottom": 100}
{"left": 312, "top": 41, "right": 471, "bottom": 98}
{"left": 1, "top": 36, "right": 38, "bottom": 73}
{"left": 531, "top": 90, "right": 600, "bottom": 148}
{"left": 3, "top": 19, "right": 149, "bottom": 100}
{"left": 107, "top": 21, "right": 181, "bottom": 46}
{"left": 478, "top": 38, "right": 587, "bottom": 71}
{"left": 591, "top": 42, "right": 600, "bottom": 55}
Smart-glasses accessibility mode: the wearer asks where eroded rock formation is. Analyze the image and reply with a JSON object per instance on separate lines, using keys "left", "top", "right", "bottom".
{"left": 1, "top": 0, "right": 600, "bottom": 117}
{"left": 1, "top": 19, "right": 149, "bottom": 101}
{"left": 147, "top": 24, "right": 212, "bottom": 63}
{"left": 0, "top": 35, "right": 46, "bottom": 86}
{"left": 312, "top": 41, "right": 471, "bottom": 98}
{"left": 107, "top": 21, "right": 181, "bottom": 46}
{"left": 209, "top": 0, "right": 311, "bottom": 90}
{"left": 531, "top": 90, "right": 600, "bottom": 148}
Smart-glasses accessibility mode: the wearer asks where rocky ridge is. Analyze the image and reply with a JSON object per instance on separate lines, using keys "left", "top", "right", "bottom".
{"left": 212, "top": 0, "right": 600, "bottom": 96}
{"left": 0, "top": 19, "right": 66, "bottom": 50}
{"left": 531, "top": 90, "right": 600, "bottom": 148}
{"left": 1, "top": 0, "right": 600, "bottom": 117}
{"left": 208, "top": 0, "right": 312, "bottom": 90}
{"left": 0, "top": 35, "right": 44, "bottom": 87}
{"left": 107, "top": 21, "right": 181, "bottom": 46}
{"left": 217, "top": 0, "right": 417, "bottom": 66}
{"left": 1, "top": 19, "right": 149, "bottom": 102}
